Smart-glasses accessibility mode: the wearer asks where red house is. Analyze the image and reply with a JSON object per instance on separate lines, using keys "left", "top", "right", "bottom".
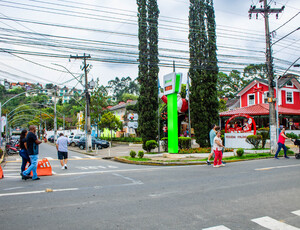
{"left": 237, "top": 75, "right": 300, "bottom": 109}
{"left": 220, "top": 74, "right": 300, "bottom": 131}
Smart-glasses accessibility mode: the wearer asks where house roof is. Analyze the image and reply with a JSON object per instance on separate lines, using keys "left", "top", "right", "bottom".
{"left": 108, "top": 100, "right": 137, "bottom": 111}
{"left": 226, "top": 98, "right": 240, "bottom": 109}
{"left": 236, "top": 75, "right": 300, "bottom": 97}
{"left": 220, "top": 103, "right": 300, "bottom": 117}
{"left": 236, "top": 78, "right": 268, "bottom": 96}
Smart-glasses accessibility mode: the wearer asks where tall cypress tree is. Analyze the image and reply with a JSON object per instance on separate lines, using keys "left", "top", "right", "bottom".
{"left": 189, "top": 0, "right": 218, "bottom": 147}
{"left": 137, "top": 0, "right": 159, "bottom": 149}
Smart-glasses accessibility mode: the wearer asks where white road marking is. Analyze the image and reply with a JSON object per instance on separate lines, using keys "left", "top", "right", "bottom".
{"left": 85, "top": 155, "right": 96, "bottom": 159}
{"left": 55, "top": 165, "right": 204, "bottom": 177}
{"left": 72, "top": 156, "right": 83, "bottom": 159}
{"left": 3, "top": 169, "right": 19, "bottom": 172}
{"left": 112, "top": 173, "right": 143, "bottom": 185}
{"left": 45, "top": 157, "right": 54, "bottom": 160}
{"left": 255, "top": 164, "right": 300, "bottom": 171}
{"left": 0, "top": 188, "right": 79, "bottom": 197}
{"left": 202, "top": 226, "right": 231, "bottom": 230}
{"left": 251, "top": 216, "right": 300, "bottom": 230}
{"left": 3, "top": 187, "right": 23, "bottom": 191}
{"left": 107, "top": 165, "right": 118, "bottom": 169}
{"left": 292, "top": 210, "right": 300, "bottom": 216}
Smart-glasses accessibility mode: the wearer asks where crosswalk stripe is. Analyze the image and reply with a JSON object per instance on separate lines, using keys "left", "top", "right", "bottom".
{"left": 45, "top": 157, "right": 54, "bottom": 160}
{"left": 251, "top": 216, "right": 300, "bottom": 230}
{"left": 202, "top": 226, "right": 231, "bottom": 230}
{"left": 108, "top": 165, "right": 118, "bottom": 169}
{"left": 72, "top": 156, "right": 83, "bottom": 159}
{"left": 85, "top": 155, "right": 96, "bottom": 159}
{"left": 292, "top": 210, "right": 300, "bottom": 217}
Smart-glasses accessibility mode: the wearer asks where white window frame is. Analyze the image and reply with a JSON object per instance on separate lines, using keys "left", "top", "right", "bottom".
{"left": 286, "top": 91, "right": 293, "bottom": 104}
{"left": 248, "top": 94, "right": 255, "bottom": 106}
{"left": 263, "top": 91, "right": 269, "bottom": 104}
{"left": 286, "top": 81, "right": 293, "bottom": 87}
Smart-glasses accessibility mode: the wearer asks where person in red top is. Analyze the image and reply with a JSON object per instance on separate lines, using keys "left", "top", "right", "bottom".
{"left": 274, "top": 127, "right": 291, "bottom": 159}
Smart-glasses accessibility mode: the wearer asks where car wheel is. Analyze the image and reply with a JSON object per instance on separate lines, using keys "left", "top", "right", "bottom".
{"left": 97, "top": 144, "right": 102, "bottom": 149}
{"left": 71, "top": 142, "right": 76, "bottom": 147}
{"left": 79, "top": 145, "right": 84, "bottom": 150}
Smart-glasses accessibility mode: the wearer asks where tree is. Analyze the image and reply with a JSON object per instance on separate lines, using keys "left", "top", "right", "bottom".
{"left": 107, "top": 77, "right": 139, "bottom": 102}
{"left": 217, "top": 70, "right": 250, "bottom": 99}
{"left": 243, "top": 63, "right": 267, "bottom": 80}
{"left": 45, "top": 83, "right": 54, "bottom": 89}
{"left": 189, "top": 0, "right": 219, "bottom": 147}
{"left": 90, "top": 80, "right": 109, "bottom": 137}
{"left": 99, "top": 111, "right": 123, "bottom": 142}
{"left": 121, "top": 93, "right": 138, "bottom": 102}
{"left": 137, "top": 0, "right": 159, "bottom": 148}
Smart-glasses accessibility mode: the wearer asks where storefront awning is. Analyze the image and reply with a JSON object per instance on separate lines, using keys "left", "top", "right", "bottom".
{"left": 220, "top": 104, "right": 300, "bottom": 117}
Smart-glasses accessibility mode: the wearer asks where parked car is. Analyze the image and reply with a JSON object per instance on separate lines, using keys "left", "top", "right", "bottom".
{"left": 48, "top": 135, "right": 59, "bottom": 143}
{"left": 68, "top": 135, "right": 74, "bottom": 142}
{"left": 77, "top": 137, "right": 109, "bottom": 150}
{"left": 69, "top": 135, "right": 83, "bottom": 147}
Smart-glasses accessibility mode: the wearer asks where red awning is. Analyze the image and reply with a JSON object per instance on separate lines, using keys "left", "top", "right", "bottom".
{"left": 220, "top": 104, "right": 300, "bottom": 117}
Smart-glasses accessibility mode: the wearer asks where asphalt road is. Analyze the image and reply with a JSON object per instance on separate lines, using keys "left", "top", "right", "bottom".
{"left": 1, "top": 143, "right": 300, "bottom": 230}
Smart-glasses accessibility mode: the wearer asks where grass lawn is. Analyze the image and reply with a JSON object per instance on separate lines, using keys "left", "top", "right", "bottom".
{"left": 120, "top": 149, "right": 294, "bottom": 163}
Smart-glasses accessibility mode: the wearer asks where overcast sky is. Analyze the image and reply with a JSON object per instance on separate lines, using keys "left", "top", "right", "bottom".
{"left": 0, "top": 0, "right": 299, "bottom": 90}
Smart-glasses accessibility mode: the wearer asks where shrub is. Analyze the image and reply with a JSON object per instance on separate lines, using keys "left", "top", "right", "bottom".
{"left": 178, "top": 137, "right": 191, "bottom": 149}
{"left": 145, "top": 140, "right": 158, "bottom": 153}
{"left": 286, "top": 132, "right": 299, "bottom": 139}
{"left": 257, "top": 128, "right": 269, "bottom": 149}
{"left": 138, "top": 150, "right": 144, "bottom": 158}
{"left": 236, "top": 148, "right": 244, "bottom": 157}
{"left": 0, "top": 148, "right": 3, "bottom": 158}
{"left": 161, "top": 137, "right": 168, "bottom": 152}
{"left": 246, "top": 135, "right": 262, "bottom": 149}
{"left": 129, "top": 150, "right": 136, "bottom": 158}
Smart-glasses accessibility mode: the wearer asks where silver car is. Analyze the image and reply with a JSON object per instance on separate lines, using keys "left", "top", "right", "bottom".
{"left": 69, "top": 135, "right": 83, "bottom": 147}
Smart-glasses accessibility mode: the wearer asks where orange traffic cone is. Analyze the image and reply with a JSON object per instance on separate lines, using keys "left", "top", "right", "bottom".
{"left": 0, "top": 165, "right": 3, "bottom": 179}
{"left": 25, "top": 158, "right": 52, "bottom": 176}
{"left": 36, "top": 158, "right": 52, "bottom": 176}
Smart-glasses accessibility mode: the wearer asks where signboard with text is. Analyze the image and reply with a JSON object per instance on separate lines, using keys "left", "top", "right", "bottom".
{"left": 225, "top": 133, "right": 254, "bottom": 149}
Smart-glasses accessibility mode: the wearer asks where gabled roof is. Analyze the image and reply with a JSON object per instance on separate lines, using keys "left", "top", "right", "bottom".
{"left": 236, "top": 75, "right": 300, "bottom": 97}
{"left": 236, "top": 78, "right": 268, "bottom": 96}
{"left": 278, "top": 74, "right": 300, "bottom": 89}
{"left": 220, "top": 103, "right": 300, "bottom": 117}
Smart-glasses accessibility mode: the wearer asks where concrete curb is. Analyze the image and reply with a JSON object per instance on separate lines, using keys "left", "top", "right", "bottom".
{"left": 114, "top": 155, "right": 296, "bottom": 166}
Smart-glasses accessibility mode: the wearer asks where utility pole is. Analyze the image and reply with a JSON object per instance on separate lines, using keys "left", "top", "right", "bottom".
{"left": 70, "top": 53, "right": 92, "bottom": 152}
{"left": 248, "top": 0, "right": 284, "bottom": 154}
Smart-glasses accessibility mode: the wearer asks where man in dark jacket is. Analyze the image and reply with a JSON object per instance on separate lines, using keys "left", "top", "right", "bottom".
{"left": 21, "top": 125, "right": 42, "bottom": 180}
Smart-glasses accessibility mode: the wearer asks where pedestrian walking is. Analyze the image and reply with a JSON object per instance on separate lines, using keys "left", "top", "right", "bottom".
{"left": 56, "top": 133, "right": 69, "bottom": 169}
{"left": 19, "top": 129, "right": 30, "bottom": 175}
{"left": 274, "top": 126, "right": 291, "bottom": 159}
{"left": 213, "top": 131, "right": 225, "bottom": 168}
{"left": 21, "top": 125, "right": 42, "bottom": 180}
{"left": 207, "top": 124, "right": 219, "bottom": 165}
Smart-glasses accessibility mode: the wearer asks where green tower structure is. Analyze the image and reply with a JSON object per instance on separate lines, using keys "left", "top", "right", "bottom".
{"left": 163, "top": 73, "right": 182, "bottom": 153}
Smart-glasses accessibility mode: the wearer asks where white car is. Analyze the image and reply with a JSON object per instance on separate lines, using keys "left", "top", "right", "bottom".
{"left": 68, "top": 135, "right": 74, "bottom": 142}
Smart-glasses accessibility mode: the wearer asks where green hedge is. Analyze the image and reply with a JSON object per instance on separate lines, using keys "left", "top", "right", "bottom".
{"left": 286, "top": 132, "right": 300, "bottom": 139}
{"left": 161, "top": 137, "right": 192, "bottom": 152}
{"left": 178, "top": 137, "right": 191, "bottom": 149}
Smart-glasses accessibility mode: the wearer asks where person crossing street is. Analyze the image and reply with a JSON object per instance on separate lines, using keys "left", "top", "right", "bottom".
{"left": 56, "top": 133, "right": 70, "bottom": 169}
